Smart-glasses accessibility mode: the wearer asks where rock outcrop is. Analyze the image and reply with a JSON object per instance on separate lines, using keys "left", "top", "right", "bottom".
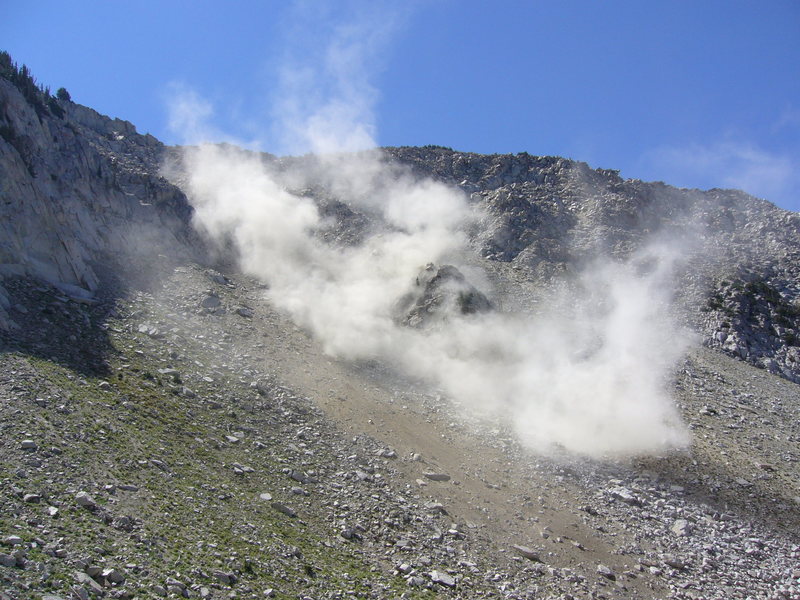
{"left": 0, "top": 73, "right": 198, "bottom": 327}
{"left": 396, "top": 263, "right": 493, "bottom": 328}
{"left": 1, "top": 60, "right": 798, "bottom": 381}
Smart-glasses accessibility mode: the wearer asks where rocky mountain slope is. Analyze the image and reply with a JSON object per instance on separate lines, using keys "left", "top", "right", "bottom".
{"left": 1, "top": 57, "right": 799, "bottom": 600}
{"left": 244, "top": 145, "right": 800, "bottom": 384}
{"left": 380, "top": 146, "right": 800, "bottom": 384}
{"left": 2, "top": 258, "right": 799, "bottom": 600}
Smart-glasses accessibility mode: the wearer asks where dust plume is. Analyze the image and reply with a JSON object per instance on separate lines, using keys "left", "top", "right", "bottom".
{"left": 175, "top": 140, "right": 691, "bottom": 457}
{"left": 168, "top": 3, "right": 691, "bottom": 457}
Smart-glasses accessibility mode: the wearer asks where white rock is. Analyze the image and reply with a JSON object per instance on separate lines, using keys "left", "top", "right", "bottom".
{"left": 102, "top": 567, "right": 125, "bottom": 584}
{"left": 597, "top": 564, "right": 615, "bottom": 579}
{"left": 430, "top": 570, "right": 456, "bottom": 587}
{"left": 75, "top": 491, "right": 96, "bottom": 508}
{"left": 671, "top": 519, "right": 692, "bottom": 536}
{"left": 511, "top": 544, "right": 541, "bottom": 561}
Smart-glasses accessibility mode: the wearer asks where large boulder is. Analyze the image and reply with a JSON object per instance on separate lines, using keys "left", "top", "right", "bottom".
{"left": 397, "top": 263, "right": 493, "bottom": 328}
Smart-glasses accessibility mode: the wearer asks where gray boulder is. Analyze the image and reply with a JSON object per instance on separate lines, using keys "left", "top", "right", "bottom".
{"left": 397, "top": 264, "right": 492, "bottom": 328}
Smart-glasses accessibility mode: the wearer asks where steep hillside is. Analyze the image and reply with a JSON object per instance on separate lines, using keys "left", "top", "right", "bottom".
{"left": 1, "top": 258, "right": 799, "bottom": 600}
{"left": 1, "top": 58, "right": 799, "bottom": 600}
{"left": 2, "top": 55, "right": 798, "bottom": 383}
{"left": 244, "top": 145, "right": 800, "bottom": 383}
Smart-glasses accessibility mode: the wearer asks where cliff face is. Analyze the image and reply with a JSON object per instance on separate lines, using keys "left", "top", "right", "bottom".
{"left": 0, "top": 77, "right": 197, "bottom": 326}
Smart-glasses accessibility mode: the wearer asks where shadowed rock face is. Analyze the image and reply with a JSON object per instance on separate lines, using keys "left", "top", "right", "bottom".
{"left": 397, "top": 263, "right": 493, "bottom": 328}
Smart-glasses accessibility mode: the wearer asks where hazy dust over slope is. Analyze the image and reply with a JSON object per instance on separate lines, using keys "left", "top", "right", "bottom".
{"left": 176, "top": 143, "right": 691, "bottom": 456}
{"left": 168, "top": 2, "right": 692, "bottom": 457}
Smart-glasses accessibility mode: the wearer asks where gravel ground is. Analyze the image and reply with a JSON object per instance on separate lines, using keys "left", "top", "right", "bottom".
{"left": 1, "top": 263, "right": 798, "bottom": 600}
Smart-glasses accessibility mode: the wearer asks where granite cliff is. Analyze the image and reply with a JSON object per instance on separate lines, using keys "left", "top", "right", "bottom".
{"left": 0, "top": 64, "right": 197, "bottom": 329}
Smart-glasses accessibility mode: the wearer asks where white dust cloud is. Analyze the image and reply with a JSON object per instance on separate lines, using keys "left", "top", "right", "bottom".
{"left": 169, "top": 2, "right": 691, "bottom": 457}
{"left": 178, "top": 141, "right": 691, "bottom": 457}
{"left": 269, "top": 1, "right": 405, "bottom": 155}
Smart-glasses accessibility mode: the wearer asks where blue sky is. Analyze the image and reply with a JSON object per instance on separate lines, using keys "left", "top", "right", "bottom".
{"left": 3, "top": 0, "right": 799, "bottom": 211}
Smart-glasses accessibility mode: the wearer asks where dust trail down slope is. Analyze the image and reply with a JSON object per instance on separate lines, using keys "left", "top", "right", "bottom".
{"left": 176, "top": 142, "right": 692, "bottom": 458}
{"left": 1, "top": 47, "right": 799, "bottom": 598}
